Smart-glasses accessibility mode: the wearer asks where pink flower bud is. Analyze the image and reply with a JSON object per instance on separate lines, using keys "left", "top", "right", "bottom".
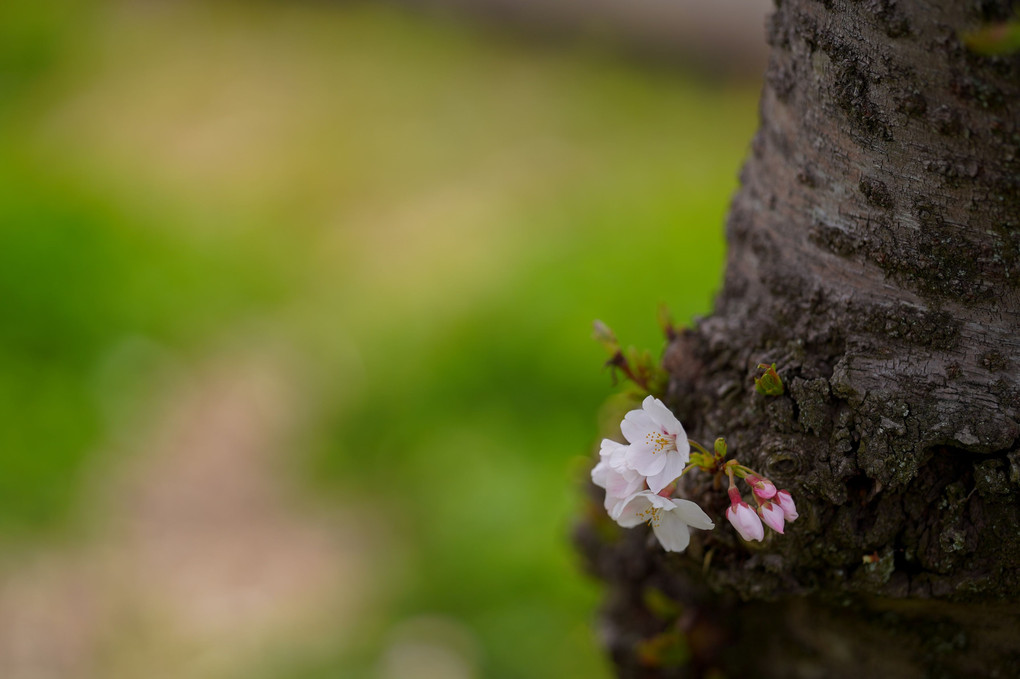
{"left": 726, "top": 502, "right": 764, "bottom": 542}
{"left": 775, "top": 490, "right": 798, "bottom": 522}
{"left": 758, "top": 501, "right": 785, "bottom": 534}
{"left": 747, "top": 475, "right": 776, "bottom": 500}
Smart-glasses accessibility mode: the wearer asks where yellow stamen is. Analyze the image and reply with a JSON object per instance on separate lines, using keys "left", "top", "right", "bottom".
{"left": 644, "top": 431, "right": 675, "bottom": 455}
{"left": 637, "top": 506, "right": 663, "bottom": 527}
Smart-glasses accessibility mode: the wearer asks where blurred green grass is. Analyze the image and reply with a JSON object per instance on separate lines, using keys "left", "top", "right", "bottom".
{"left": 0, "top": 1, "right": 758, "bottom": 676}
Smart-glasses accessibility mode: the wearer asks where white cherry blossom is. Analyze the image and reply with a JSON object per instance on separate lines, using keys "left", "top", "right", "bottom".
{"left": 612, "top": 490, "right": 714, "bottom": 553}
{"left": 619, "top": 396, "right": 691, "bottom": 493}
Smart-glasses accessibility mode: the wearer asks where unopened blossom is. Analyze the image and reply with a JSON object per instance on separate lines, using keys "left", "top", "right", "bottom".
{"left": 775, "top": 489, "right": 798, "bottom": 522}
{"left": 613, "top": 490, "right": 714, "bottom": 553}
{"left": 758, "top": 501, "right": 785, "bottom": 534}
{"left": 592, "top": 439, "right": 645, "bottom": 515}
{"left": 619, "top": 396, "right": 690, "bottom": 493}
{"left": 747, "top": 475, "right": 776, "bottom": 500}
{"left": 726, "top": 500, "right": 764, "bottom": 542}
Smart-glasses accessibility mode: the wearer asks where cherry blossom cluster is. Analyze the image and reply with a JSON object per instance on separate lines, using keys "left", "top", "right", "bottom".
{"left": 591, "top": 396, "right": 798, "bottom": 552}
{"left": 591, "top": 396, "right": 714, "bottom": 552}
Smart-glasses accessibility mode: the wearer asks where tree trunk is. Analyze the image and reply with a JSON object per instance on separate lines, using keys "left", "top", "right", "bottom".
{"left": 578, "top": 1, "right": 1020, "bottom": 677}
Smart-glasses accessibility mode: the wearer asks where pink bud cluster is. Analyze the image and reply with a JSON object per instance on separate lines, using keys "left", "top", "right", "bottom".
{"left": 725, "top": 474, "right": 798, "bottom": 542}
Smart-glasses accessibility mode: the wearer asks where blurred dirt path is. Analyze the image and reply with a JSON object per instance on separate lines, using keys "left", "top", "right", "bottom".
{"left": 0, "top": 349, "right": 374, "bottom": 679}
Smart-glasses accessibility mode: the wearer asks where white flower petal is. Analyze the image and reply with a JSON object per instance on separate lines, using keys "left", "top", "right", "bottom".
{"left": 673, "top": 428, "right": 690, "bottom": 459}
{"left": 670, "top": 499, "right": 715, "bottom": 531}
{"left": 643, "top": 492, "right": 676, "bottom": 510}
{"left": 620, "top": 409, "right": 657, "bottom": 445}
{"left": 612, "top": 490, "right": 656, "bottom": 527}
{"left": 599, "top": 438, "right": 627, "bottom": 460}
{"left": 606, "top": 467, "right": 644, "bottom": 500}
{"left": 644, "top": 451, "right": 687, "bottom": 494}
{"left": 652, "top": 512, "right": 692, "bottom": 552}
{"left": 626, "top": 444, "right": 669, "bottom": 477}
{"left": 605, "top": 494, "right": 629, "bottom": 517}
{"left": 642, "top": 396, "right": 682, "bottom": 435}
{"left": 594, "top": 452, "right": 646, "bottom": 516}
{"left": 600, "top": 439, "right": 632, "bottom": 472}
{"left": 591, "top": 459, "right": 611, "bottom": 488}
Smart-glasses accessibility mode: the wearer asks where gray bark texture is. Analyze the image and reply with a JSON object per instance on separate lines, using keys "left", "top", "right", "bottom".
{"left": 577, "top": 1, "right": 1020, "bottom": 677}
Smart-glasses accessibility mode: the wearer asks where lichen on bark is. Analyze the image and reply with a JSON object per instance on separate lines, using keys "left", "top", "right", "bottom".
{"left": 578, "top": 1, "right": 1020, "bottom": 677}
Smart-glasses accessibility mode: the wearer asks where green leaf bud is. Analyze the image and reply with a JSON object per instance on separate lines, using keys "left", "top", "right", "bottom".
{"left": 754, "top": 362, "right": 784, "bottom": 396}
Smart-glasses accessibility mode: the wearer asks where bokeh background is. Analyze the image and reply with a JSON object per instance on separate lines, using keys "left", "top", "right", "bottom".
{"left": 0, "top": 1, "right": 766, "bottom": 677}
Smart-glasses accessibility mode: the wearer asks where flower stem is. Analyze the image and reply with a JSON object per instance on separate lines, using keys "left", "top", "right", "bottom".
{"left": 689, "top": 439, "right": 712, "bottom": 456}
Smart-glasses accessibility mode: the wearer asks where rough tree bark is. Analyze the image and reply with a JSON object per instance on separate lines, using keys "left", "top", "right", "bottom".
{"left": 578, "top": 1, "right": 1020, "bottom": 677}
